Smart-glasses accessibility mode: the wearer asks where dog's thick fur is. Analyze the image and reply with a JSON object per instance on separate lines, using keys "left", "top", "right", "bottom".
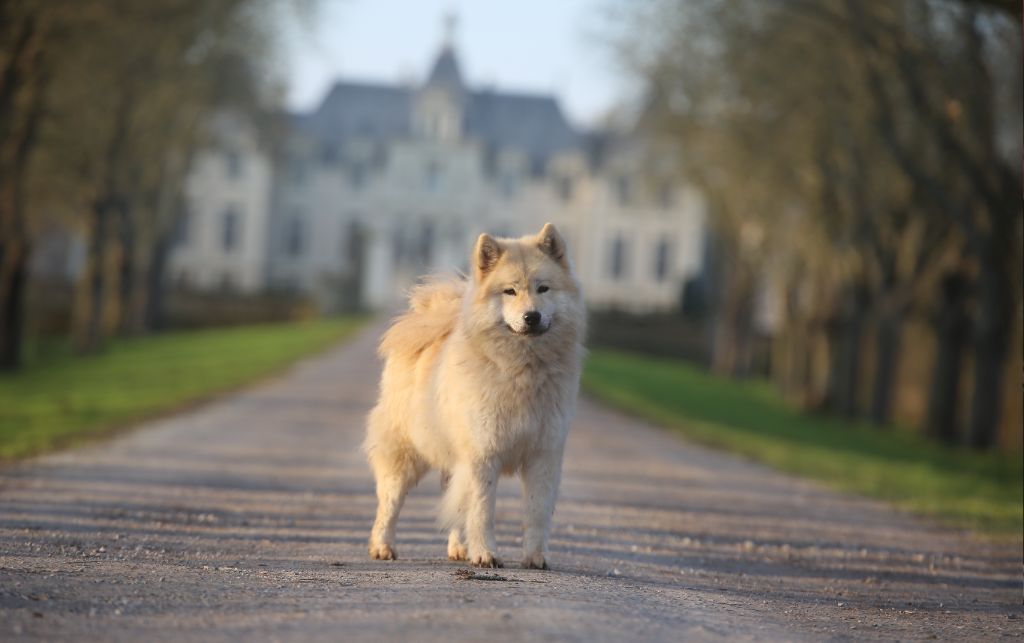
{"left": 364, "top": 223, "right": 585, "bottom": 569}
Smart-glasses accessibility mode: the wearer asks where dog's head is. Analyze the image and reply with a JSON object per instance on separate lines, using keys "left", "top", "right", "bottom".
{"left": 468, "top": 223, "right": 583, "bottom": 341}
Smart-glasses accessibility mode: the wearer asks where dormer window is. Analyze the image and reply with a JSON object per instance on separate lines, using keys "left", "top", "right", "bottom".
{"left": 500, "top": 172, "right": 518, "bottom": 199}
{"left": 654, "top": 237, "right": 672, "bottom": 281}
{"left": 290, "top": 161, "right": 306, "bottom": 186}
{"left": 225, "top": 151, "right": 243, "bottom": 179}
{"left": 609, "top": 235, "right": 628, "bottom": 279}
{"left": 221, "top": 206, "right": 241, "bottom": 251}
{"left": 286, "top": 217, "right": 305, "bottom": 257}
{"left": 350, "top": 164, "right": 366, "bottom": 191}
{"left": 416, "top": 42, "right": 466, "bottom": 142}
{"left": 321, "top": 144, "right": 338, "bottom": 165}
{"left": 425, "top": 161, "right": 442, "bottom": 192}
{"left": 415, "top": 92, "right": 460, "bottom": 142}
{"left": 659, "top": 182, "right": 675, "bottom": 209}
{"left": 557, "top": 175, "right": 574, "bottom": 202}
{"left": 616, "top": 176, "right": 632, "bottom": 206}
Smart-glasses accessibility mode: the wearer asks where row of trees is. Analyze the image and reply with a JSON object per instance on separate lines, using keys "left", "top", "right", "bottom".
{"left": 0, "top": 0, "right": 288, "bottom": 370}
{"left": 613, "top": 0, "right": 1021, "bottom": 448}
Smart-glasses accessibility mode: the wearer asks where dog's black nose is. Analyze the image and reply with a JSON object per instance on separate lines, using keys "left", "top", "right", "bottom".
{"left": 523, "top": 311, "right": 541, "bottom": 327}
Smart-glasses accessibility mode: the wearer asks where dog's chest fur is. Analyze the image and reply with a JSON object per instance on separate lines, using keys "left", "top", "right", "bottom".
{"left": 450, "top": 340, "right": 579, "bottom": 468}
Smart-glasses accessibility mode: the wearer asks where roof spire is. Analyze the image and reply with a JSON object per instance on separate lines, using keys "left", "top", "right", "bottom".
{"left": 423, "top": 12, "right": 465, "bottom": 99}
{"left": 442, "top": 10, "right": 457, "bottom": 48}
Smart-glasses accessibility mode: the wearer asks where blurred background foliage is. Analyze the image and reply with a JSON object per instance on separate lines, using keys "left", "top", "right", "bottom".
{"left": 0, "top": 0, "right": 306, "bottom": 365}
{"left": 597, "top": 0, "right": 1021, "bottom": 453}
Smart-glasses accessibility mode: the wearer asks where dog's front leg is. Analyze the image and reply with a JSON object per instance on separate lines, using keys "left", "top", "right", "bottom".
{"left": 520, "top": 446, "right": 564, "bottom": 569}
{"left": 463, "top": 460, "right": 502, "bottom": 568}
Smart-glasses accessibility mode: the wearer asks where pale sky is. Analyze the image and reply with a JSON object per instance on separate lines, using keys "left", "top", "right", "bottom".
{"left": 280, "top": 0, "right": 625, "bottom": 127}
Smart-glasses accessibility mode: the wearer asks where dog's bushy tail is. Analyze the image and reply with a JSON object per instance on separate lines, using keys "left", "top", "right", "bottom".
{"left": 379, "top": 275, "right": 466, "bottom": 362}
{"left": 437, "top": 465, "right": 471, "bottom": 531}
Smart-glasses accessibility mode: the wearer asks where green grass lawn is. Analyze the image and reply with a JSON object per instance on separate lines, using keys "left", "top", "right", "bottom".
{"left": 0, "top": 318, "right": 364, "bottom": 460}
{"left": 583, "top": 349, "right": 1023, "bottom": 535}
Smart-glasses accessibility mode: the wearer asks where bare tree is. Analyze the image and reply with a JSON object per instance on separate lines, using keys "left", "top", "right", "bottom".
{"left": 608, "top": 0, "right": 1021, "bottom": 447}
{"left": 1, "top": 0, "right": 287, "bottom": 358}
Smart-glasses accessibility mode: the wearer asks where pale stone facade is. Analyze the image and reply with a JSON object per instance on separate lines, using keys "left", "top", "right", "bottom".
{"left": 169, "top": 114, "right": 273, "bottom": 293}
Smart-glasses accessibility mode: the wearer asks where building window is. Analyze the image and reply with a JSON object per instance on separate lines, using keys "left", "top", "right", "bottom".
{"left": 609, "top": 236, "right": 628, "bottom": 280}
{"left": 340, "top": 215, "right": 357, "bottom": 257}
{"left": 175, "top": 208, "right": 191, "bottom": 247}
{"left": 287, "top": 219, "right": 305, "bottom": 257}
{"left": 654, "top": 237, "right": 672, "bottom": 282}
{"left": 290, "top": 161, "right": 306, "bottom": 185}
{"left": 225, "top": 151, "right": 243, "bottom": 179}
{"left": 221, "top": 207, "right": 241, "bottom": 252}
{"left": 557, "top": 175, "right": 574, "bottom": 202}
{"left": 659, "top": 182, "right": 675, "bottom": 209}
{"left": 350, "top": 163, "right": 366, "bottom": 190}
{"left": 616, "top": 176, "right": 632, "bottom": 206}
{"left": 342, "top": 220, "right": 363, "bottom": 273}
{"left": 419, "top": 220, "right": 434, "bottom": 266}
{"left": 500, "top": 172, "right": 518, "bottom": 199}
{"left": 321, "top": 144, "right": 338, "bottom": 165}
{"left": 425, "top": 161, "right": 441, "bottom": 192}
{"left": 391, "top": 225, "right": 405, "bottom": 266}
{"left": 372, "top": 142, "right": 388, "bottom": 168}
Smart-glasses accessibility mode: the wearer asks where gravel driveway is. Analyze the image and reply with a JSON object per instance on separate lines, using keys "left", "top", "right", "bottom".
{"left": 1, "top": 323, "right": 1020, "bottom": 641}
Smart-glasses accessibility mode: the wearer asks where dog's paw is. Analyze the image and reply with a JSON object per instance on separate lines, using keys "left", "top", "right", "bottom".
{"left": 521, "top": 552, "right": 549, "bottom": 570}
{"left": 447, "top": 543, "right": 468, "bottom": 561}
{"left": 369, "top": 542, "right": 397, "bottom": 560}
{"left": 469, "top": 551, "right": 503, "bottom": 568}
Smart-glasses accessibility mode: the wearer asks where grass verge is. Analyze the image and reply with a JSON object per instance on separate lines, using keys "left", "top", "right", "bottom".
{"left": 582, "top": 349, "right": 1023, "bottom": 535}
{"left": 0, "top": 318, "right": 364, "bottom": 460}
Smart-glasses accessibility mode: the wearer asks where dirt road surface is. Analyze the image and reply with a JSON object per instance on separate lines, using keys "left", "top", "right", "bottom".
{"left": 1, "top": 324, "right": 1020, "bottom": 641}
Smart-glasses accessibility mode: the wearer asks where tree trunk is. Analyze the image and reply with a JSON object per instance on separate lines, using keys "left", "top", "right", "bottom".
{"left": 143, "top": 229, "right": 172, "bottom": 332}
{"left": 731, "top": 283, "right": 756, "bottom": 379}
{"left": 711, "top": 317, "right": 737, "bottom": 376}
{"left": 966, "top": 262, "right": 1011, "bottom": 449}
{"left": 926, "top": 272, "right": 970, "bottom": 443}
{"left": 838, "top": 305, "right": 865, "bottom": 418}
{"left": 825, "top": 284, "right": 867, "bottom": 417}
{"left": 116, "top": 207, "right": 153, "bottom": 336}
{"left": 869, "top": 310, "right": 902, "bottom": 426}
{"left": 710, "top": 264, "right": 755, "bottom": 378}
{"left": 822, "top": 313, "right": 842, "bottom": 413}
{"left": 774, "top": 284, "right": 804, "bottom": 399}
{"left": 0, "top": 239, "right": 29, "bottom": 370}
{"left": 0, "top": 12, "right": 47, "bottom": 371}
{"left": 77, "top": 202, "right": 111, "bottom": 353}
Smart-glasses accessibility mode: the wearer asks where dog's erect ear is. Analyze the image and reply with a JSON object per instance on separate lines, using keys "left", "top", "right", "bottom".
{"left": 474, "top": 233, "right": 504, "bottom": 280}
{"left": 537, "top": 223, "right": 567, "bottom": 266}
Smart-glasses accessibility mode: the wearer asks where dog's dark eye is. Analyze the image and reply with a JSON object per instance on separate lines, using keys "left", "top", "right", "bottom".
{"left": 503, "top": 288, "right": 516, "bottom": 296}
{"left": 537, "top": 285, "right": 550, "bottom": 293}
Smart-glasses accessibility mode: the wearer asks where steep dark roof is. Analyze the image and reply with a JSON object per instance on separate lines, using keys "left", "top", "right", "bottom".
{"left": 465, "top": 90, "right": 579, "bottom": 168}
{"left": 423, "top": 46, "right": 465, "bottom": 99}
{"left": 296, "top": 81, "right": 412, "bottom": 144}
{"left": 292, "top": 52, "right": 580, "bottom": 166}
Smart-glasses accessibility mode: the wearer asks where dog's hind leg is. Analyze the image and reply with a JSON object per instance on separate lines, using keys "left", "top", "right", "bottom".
{"left": 368, "top": 442, "right": 426, "bottom": 561}
{"left": 440, "top": 471, "right": 468, "bottom": 561}
{"left": 446, "top": 528, "right": 468, "bottom": 561}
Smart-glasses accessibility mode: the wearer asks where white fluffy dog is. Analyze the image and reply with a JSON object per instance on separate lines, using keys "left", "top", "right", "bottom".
{"left": 364, "top": 223, "right": 585, "bottom": 569}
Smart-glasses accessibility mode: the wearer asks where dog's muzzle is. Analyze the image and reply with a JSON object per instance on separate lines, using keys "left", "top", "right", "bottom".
{"left": 506, "top": 323, "right": 549, "bottom": 337}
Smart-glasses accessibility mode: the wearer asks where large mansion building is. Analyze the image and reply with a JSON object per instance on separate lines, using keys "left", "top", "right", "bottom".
{"left": 169, "top": 42, "right": 708, "bottom": 313}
